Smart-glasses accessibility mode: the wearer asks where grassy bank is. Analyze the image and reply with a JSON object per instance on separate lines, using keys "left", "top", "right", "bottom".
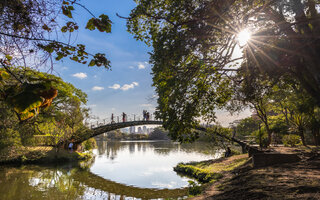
{"left": 174, "top": 154, "right": 249, "bottom": 184}
{"left": 0, "top": 146, "right": 93, "bottom": 165}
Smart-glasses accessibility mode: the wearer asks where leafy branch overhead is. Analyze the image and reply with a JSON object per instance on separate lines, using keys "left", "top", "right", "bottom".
{"left": 0, "top": 0, "right": 113, "bottom": 69}
{"left": 0, "top": 62, "right": 58, "bottom": 122}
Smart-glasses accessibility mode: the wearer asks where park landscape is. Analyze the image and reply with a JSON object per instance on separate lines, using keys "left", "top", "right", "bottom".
{"left": 0, "top": 0, "right": 320, "bottom": 199}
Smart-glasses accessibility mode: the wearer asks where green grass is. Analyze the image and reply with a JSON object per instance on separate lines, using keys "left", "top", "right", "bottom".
{"left": 174, "top": 163, "right": 223, "bottom": 183}
{"left": 174, "top": 154, "right": 249, "bottom": 184}
{"left": 200, "top": 157, "right": 249, "bottom": 172}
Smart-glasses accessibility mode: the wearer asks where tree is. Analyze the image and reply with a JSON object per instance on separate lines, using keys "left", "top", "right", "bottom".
{"left": 233, "top": 117, "right": 260, "bottom": 139}
{"left": 0, "top": 68, "right": 89, "bottom": 149}
{"left": 127, "top": 0, "right": 320, "bottom": 141}
{"left": 0, "top": 0, "right": 111, "bottom": 69}
{"left": 0, "top": 1, "right": 112, "bottom": 119}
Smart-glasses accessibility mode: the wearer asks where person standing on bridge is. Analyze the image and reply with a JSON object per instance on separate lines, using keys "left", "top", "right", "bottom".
{"left": 122, "top": 112, "right": 126, "bottom": 122}
{"left": 111, "top": 113, "right": 114, "bottom": 123}
{"left": 143, "top": 110, "right": 146, "bottom": 121}
{"left": 146, "top": 112, "right": 150, "bottom": 121}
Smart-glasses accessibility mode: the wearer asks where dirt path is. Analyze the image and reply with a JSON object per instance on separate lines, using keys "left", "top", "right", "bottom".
{"left": 190, "top": 147, "right": 320, "bottom": 200}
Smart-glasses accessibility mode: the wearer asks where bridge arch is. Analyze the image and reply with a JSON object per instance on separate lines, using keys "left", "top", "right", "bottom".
{"left": 74, "top": 121, "right": 163, "bottom": 143}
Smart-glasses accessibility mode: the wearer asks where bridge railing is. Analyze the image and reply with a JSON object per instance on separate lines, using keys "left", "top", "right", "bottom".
{"left": 86, "top": 113, "right": 161, "bottom": 129}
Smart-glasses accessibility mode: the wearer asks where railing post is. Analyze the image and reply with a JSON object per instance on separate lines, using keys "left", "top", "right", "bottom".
{"left": 134, "top": 114, "right": 136, "bottom": 121}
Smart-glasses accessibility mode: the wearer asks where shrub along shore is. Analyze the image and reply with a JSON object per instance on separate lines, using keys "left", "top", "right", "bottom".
{"left": 0, "top": 146, "right": 93, "bottom": 165}
{"left": 174, "top": 154, "right": 250, "bottom": 196}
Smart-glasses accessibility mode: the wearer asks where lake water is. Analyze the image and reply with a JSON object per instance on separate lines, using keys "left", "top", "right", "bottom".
{"left": 0, "top": 140, "right": 222, "bottom": 199}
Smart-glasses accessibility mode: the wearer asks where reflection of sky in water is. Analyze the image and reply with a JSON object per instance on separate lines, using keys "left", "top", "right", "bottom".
{"left": 90, "top": 141, "right": 218, "bottom": 189}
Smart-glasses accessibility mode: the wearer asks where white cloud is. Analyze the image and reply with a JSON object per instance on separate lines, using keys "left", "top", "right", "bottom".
{"left": 121, "top": 84, "right": 134, "bottom": 91}
{"left": 140, "top": 104, "right": 153, "bottom": 107}
{"left": 129, "top": 66, "right": 134, "bottom": 69}
{"left": 92, "top": 86, "right": 104, "bottom": 91}
{"left": 121, "top": 82, "right": 139, "bottom": 91}
{"left": 72, "top": 72, "right": 87, "bottom": 79}
{"left": 138, "top": 63, "right": 146, "bottom": 69}
{"left": 109, "top": 82, "right": 139, "bottom": 91}
{"left": 109, "top": 84, "right": 121, "bottom": 90}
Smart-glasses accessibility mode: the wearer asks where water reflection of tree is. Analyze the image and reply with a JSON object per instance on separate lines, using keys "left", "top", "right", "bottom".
{"left": 0, "top": 166, "right": 87, "bottom": 200}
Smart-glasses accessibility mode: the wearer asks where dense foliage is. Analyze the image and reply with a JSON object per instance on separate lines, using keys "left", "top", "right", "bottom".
{"left": 127, "top": 0, "right": 320, "bottom": 144}
{"left": 0, "top": 68, "right": 89, "bottom": 150}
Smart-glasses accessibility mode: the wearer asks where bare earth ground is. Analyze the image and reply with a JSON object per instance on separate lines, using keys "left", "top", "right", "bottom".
{"left": 190, "top": 147, "right": 320, "bottom": 200}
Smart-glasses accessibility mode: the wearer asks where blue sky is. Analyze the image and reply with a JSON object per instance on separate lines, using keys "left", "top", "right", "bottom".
{"left": 54, "top": 0, "right": 251, "bottom": 126}
{"left": 55, "top": 0, "right": 156, "bottom": 122}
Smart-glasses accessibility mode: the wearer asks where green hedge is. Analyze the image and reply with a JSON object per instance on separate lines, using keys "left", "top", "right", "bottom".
{"left": 283, "top": 134, "right": 302, "bottom": 147}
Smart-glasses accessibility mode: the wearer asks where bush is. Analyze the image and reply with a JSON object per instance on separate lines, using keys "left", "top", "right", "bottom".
{"left": 0, "top": 128, "right": 21, "bottom": 150}
{"left": 282, "top": 134, "right": 302, "bottom": 147}
{"left": 82, "top": 138, "right": 97, "bottom": 151}
{"left": 188, "top": 180, "right": 202, "bottom": 196}
{"left": 231, "top": 149, "right": 241, "bottom": 155}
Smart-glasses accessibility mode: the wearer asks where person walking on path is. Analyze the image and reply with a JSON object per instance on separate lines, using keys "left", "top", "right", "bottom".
{"left": 68, "top": 142, "right": 73, "bottom": 152}
{"left": 225, "top": 147, "right": 231, "bottom": 157}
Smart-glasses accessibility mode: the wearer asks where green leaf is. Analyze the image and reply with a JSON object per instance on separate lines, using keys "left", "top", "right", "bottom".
{"left": 5, "top": 54, "right": 12, "bottom": 61}
{"left": 88, "top": 60, "right": 95, "bottom": 66}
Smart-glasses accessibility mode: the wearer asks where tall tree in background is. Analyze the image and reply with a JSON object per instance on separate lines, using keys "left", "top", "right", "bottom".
{"left": 127, "top": 0, "right": 320, "bottom": 141}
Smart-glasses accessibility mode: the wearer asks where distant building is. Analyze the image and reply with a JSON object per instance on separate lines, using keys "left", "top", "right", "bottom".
{"left": 121, "top": 128, "right": 129, "bottom": 134}
{"left": 129, "top": 126, "right": 136, "bottom": 134}
{"left": 143, "top": 126, "right": 147, "bottom": 134}
{"left": 137, "top": 127, "right": 143, "bottom": 134}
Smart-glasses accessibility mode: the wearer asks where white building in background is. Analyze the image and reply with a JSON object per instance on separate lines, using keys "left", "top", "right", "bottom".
{"left": 143, "top": 126, "right": 147, "bottom": 134}
{"left": 137, "top": 127, "right": 143, "bottom": 134}
{"left": 121, "top": 128, "right": 129, "bottom": 134}
{"left": 129, "top": 126, "right": 136, "bottom": 134}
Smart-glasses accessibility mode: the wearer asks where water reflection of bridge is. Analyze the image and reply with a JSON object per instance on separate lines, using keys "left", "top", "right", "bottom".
{"left": 73, "top": 170, "right": 187, "bottom": 199}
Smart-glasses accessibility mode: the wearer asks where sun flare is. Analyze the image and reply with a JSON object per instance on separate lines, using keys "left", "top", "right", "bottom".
{"left": 237, "top": 29, "right": 251, "bottom": 46}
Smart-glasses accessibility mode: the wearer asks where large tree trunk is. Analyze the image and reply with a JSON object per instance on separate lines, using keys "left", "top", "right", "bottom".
{"left": 312, "top": 127, "right": 320, "bottom": 146}
{"left": 265, "top": 123, "right": 272, "bottom": 146}
{"left": 298, "top": 127, "right": 306, "bottom": 146}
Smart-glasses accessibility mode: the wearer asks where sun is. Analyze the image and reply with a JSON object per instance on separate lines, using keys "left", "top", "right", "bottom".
{"left": 237, "top": 29, "right": 251, "bottom": 46}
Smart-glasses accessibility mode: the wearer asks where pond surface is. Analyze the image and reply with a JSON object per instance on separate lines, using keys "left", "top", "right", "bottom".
{"left": 0, "top": 140, "right": 222, "bottom": 199}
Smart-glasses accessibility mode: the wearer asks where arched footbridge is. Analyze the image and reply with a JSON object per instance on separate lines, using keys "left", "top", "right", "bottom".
{"left": 69, "top": 117, "right": 252, "bottom": 154}
{"left": 73, "top": 120, "right": 163, "bottom": 144}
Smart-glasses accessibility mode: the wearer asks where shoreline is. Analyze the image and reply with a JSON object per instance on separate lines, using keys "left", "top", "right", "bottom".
{"left": 0, "top": 146, "right": 93, "bottom": 165}
{"left": 182, "top": 146, "right": 320, "bottom": 200}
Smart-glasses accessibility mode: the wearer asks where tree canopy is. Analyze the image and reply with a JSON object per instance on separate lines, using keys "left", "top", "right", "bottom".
{"left": 127, "top": 0, "right": 320, "bottom": 142}
{"left": 0, "top": 68, "right": 89, "bottom": 149}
